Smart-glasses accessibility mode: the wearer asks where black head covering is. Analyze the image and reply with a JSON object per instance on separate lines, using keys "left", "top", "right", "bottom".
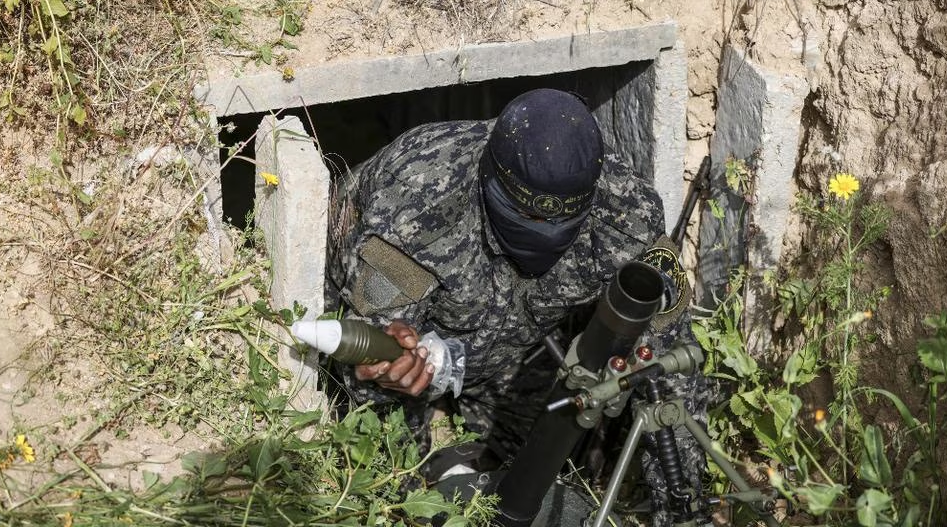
{"left": 481, "top": 89, "right": 604, "bottom": 276}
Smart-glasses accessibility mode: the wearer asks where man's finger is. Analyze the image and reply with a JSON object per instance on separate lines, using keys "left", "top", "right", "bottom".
{"left": 384, "top": 349, "right": 418, "bottom": 381}
{"left": 386, "top": 320, "right": 419, "bottom": 349}
{"left": 397, "top": 349, "right": 428, "bottom": 388}
{"left": 355, "top": 361, "right": 390, "bottom": 381}
{"left": 408, "top": 363, "right": 436, "bottom": 396}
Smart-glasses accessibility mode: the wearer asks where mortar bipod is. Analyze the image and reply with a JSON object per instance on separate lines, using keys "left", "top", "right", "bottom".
{"left": 547, "top": 343, "right": 782, "bottom": 527}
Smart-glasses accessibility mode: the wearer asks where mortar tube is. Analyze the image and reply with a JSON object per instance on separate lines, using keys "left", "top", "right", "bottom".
{"left": 493, "top": 262, "right": 665, "bottom": 525}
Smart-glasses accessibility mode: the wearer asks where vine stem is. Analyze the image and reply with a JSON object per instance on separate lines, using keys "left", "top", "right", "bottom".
{"left": 840, "top": 200, "right": 854, "bottom": 486}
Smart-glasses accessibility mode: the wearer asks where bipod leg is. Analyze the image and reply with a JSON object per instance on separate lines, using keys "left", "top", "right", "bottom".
{"left": 682, "top": 414, "right": 781, "bottom": 527}
{"left": 590, "top": 414, "right": 647, "bottom": 527}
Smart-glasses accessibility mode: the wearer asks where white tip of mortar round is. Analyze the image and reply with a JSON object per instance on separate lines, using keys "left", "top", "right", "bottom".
{"left": 291, "top": 320, "right": 342, "bottom": 355}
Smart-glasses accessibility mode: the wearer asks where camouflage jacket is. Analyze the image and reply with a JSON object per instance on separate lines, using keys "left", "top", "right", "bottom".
{"left": 327, "top": 119, "right": 676, "bottom": 402}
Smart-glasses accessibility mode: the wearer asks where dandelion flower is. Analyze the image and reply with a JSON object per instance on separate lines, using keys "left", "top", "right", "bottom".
{"left": 829, "top": 173, "right": 859, "bottom": 200}
{"left": 814, "top": 408, "right": 826, "bottom": 423}
{"left": 15, "top": 434, "right": 35, "bottom": 463}
{"left": 260, "top": 172, "right": 280, "bottom": 186}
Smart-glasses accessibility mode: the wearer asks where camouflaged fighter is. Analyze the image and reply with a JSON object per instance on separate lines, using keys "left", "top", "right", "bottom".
{"left": 323, "top": 89, "right": 710, "bottom": 527}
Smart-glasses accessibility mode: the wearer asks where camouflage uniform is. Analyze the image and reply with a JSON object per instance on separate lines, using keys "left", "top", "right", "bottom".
{"left": 326, "top": 120, "right": 707, "bottom": 526}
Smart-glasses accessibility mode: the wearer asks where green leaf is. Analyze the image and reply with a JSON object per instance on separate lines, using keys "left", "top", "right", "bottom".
{"left": 859, "top": 425, "right": 892, "bottom": 487}
{"left": 79, "top": 228, "right": 96, "bottom": 240}
{"left": 280, "top": 13, "right": 301, "bottom": 35}
{"left": 247, "top": 435, "right": 283, "bottom": 482}
{"left": 258, "top": 44, "right": 272, "bottom": 65}
{"left": 181, "top": 451, "right": 228, "bottom": 480}
{"left": 360, "top": 409, "right": 382, "bottom": 434}
{"left": 899, "top": 504, "right": 920, "bottom": 527}
{"left": 40, "top": 0, "right": 68, "bottom": 17}
{"left": 729, "top": 393, "right": 749, "bottom": 417}
{"left": 917, "top": 336, "right": 947, "bottom": 379}
{"left": 331, "top": 424, "right": 353, "bottom": 444}
{"left": 740, "top": 386, "right": 764, "bottom": 410}
{"left": 783, "top": 345, "right": 817, "bottom": 385}
{"left": 708, "top": 198, "right": 724, "bottom": 220}
{"left": 752, "top": 413, "right": 779, "bottom": 452}
{"left": 348, "top": 468, "right": 373, "bottom": 495}
{"left": 4, "top": 0, "right": 20, "bottom": 13}
{"left": 765, "top": 390, "right": 801, "bottom": 441}
{"left": 287, "top": 409, "right": 322, "bottom": 431}
{"left": 350, "top": 434, "right": 377, "bottom": 466}
{"left": 41, "top": 35, "right": 60, "bottom": 56}
{"left": 856, "top": 489, "right": 893, "bottom": 527}
{"left": 224, "top": 6, "right": 242, "bottom": 24}
{"left": 797, "top": 483, "right": 845, "bottom": 515}
{"left": 142, "top": 470, "right": 160, "bottom": 489}
{"left": 70, "top": 104, "right": 87, "bottom": 125}
{"left": 691, "top": 322, "right": 712, "bottom": 351}
{"left": 400, "top": 489, "right": 454, "bottom": 518}
{"left": 442, "top": 517, "right": 468, "bottom": 527}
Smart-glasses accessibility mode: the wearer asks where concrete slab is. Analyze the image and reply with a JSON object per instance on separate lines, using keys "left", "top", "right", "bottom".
{"left": 254, "top": 114, "right": 329, "bottom": 318}
{"left": 195, "top": 22, "right": 677, "bottom": 117}
{"left": 697, "top": 45, "right": 808, "bottom": 351}
{"left": 651, "top": 44, "right": 689, "bottom": 232}
{"left": 254, "top": 114, "right": 330, "bottom": 410}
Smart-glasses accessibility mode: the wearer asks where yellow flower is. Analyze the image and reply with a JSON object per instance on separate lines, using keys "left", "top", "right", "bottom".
{"left": 0, "top": 453, "right": 13, "bottom": 470}
{"left": 814, "top": 408, "right": 828, "bottom": 433}
{"left": 15, "top": 434, "right": 35, "bottom": 463}
{"left": 282, "top": 67, "right": 295, "bottom": 81}
{"left": 62, "top": 512, "right": 74, "bottom": 527}
{"left": 261, "top": 172, "right": 279, "bottom": 186}
{"left": 828, "top": 173, "right": 860, "bottom": 200}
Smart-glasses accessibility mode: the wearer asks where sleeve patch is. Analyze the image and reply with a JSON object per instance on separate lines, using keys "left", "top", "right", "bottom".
{"left": 351, "top": 236, "right": 438, "bottom": 315}
{"left": 641, "top": 235, "right": 692, "bottom": 332}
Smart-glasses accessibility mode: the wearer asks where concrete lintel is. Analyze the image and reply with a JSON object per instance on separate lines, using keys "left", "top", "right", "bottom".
{"left": 196, "top": 22, "right": 677, "bottom": 117}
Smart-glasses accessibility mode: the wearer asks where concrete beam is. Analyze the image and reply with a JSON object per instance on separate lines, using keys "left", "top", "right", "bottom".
{"left": 254, "top": 115, "right": 329, "bottom": 410}
{"left": 195, "top": 22, "right": 677, "bottom": 117}
{"left": 698, "top": 45, "right": 808, "bottom": 352}
{"left": 652, "top": 44, "right": 689, "bottom": 232}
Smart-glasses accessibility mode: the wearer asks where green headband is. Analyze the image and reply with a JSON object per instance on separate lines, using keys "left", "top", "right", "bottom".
{"left": 489, "top": 151, "right": 596, "bottom": 219}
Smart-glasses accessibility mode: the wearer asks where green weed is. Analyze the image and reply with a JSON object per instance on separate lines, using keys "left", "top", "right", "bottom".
{"left": 697, "top": 171, "right": 945, "bottom": 525}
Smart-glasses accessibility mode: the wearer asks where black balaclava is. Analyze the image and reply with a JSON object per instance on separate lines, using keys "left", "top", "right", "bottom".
{"left": 481, "top": 89, "right": 604, "bottom": 277}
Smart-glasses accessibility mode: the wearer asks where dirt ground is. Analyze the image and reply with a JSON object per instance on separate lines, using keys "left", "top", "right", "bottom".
{"left": 1, "top": 0, "right": 946, "bottom": 521}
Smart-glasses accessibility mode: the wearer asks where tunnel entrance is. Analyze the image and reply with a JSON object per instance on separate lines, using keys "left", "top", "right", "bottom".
{"left": 217, "top": 61, "right": 651, "bottom": 231}
{"left": 199, "top": 22, "right": 686, "bottom": 322}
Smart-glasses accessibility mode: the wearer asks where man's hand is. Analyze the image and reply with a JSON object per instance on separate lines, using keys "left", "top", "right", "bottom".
{"left": 354, "top": 320, "right": 435, "bottom": 397}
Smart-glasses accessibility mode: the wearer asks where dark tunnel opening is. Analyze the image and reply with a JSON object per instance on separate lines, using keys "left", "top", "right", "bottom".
{"left": 217, "top": 60, "right": 651, "bottom": 231}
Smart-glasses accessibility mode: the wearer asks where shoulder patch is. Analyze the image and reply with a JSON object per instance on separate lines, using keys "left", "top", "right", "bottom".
{"left": 640, "top": 235, "right": 692, "bottom": 332}
{"left": 351, "top": 236, "right": 438, "bottom": 315}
